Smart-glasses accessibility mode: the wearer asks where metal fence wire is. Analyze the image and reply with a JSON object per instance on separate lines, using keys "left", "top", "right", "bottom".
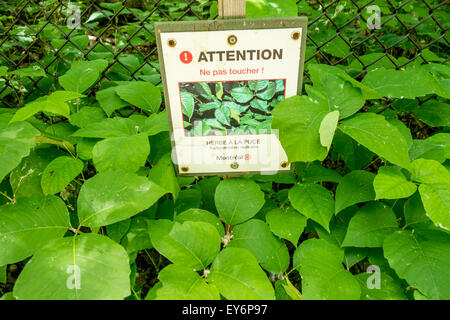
{"left": 0, "top": 0, "right": 448, "bottom": 108}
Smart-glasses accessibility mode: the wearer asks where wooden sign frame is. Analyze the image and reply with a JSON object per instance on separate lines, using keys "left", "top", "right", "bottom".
{"left": 155, "top": 17, "right": 308, "bottom": 176}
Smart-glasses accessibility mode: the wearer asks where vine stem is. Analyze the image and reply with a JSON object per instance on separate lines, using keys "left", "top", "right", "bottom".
{"left": 0, "top": 191, "right": 13, "bottom": 202}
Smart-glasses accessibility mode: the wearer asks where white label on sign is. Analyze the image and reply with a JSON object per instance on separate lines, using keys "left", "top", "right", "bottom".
{"left": 160, "top": 28, "right": 303, "bottom": 174}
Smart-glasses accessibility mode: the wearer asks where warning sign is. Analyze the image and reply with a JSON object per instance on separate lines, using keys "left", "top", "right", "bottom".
{"left": 155, "top": 17, "right": 307, "bottom": 176}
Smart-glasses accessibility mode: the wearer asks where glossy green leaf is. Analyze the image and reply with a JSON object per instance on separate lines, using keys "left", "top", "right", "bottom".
{"left": 319, "top": 110, "right": 339, "bottom": 150}
{"left": 342, "top": 202, "right": 399, "bottom": 247}
{"left": 265, "top": 207, "right": 307, "bottom": 246}
{"left": 77, "top": 171, "right": 167, "bottom": 227}
{"left": 148, "top": 220, "right": 221, "bottom": 271}
{"left": 115, "top": 81, "right": 161, "bottom": 113}
{"left": 289, "top": 184, "right": 335, "bottom": 232}
{"left": 293, "top": 239, "right": 361, "bottom": 300}
{"left": 41, "top": 156, "right": 84, "bottom": 195}
{"left": 362, "top": 67, "right": 435, "bottom": 99}
{"left": 10, "top": 91, "right": 84, "bottom": 123}
{"left": 59, "top": 66, "right": 100, "bottom": 93}
{"left": 272, "top": 96, "right": 329, "bottom": 163}
{"left": 214, "top": 178, "right": 265, "bottom": 225}
{"left": 0, "top": 195, "right": 69, "bottom": 265}
{"left": 230, "top": 87, "right": 254, "bottom": 103}
{"left": 175, "top": 208, "right": 224, "bottom": 237}
{"left": 373, "top": 166, "right": 417, "bottom": 199}
{"left": 229, "top": 219, "right": 290, "bottom": 273}
{"left": 335, "top": 170, "right": 376, "bottom": 214}
{"left": 148, "top": 152, "right": 179, "bottom": 200}
{"left": 153, "top": 264, "right": 220, "bottom": 300}
{"left": 181, "top": 91, "right": 195, "bottom": 120}
{"left": 92, "top": 134, "right": 150, "bottom": 172}
{"left": 208, "top": 247, "right": 275, "bottom": 300}
{"left": 13, "top": 234, "right": 131, "bottom": 300}
{"left": 0, "top": 121, "right": 39, "bottom": 182}
{"left": 339, "top": 113, "right": 411, "bottom": 170}
{"left": 384, "top": 230, "right": 450, "bottom": 299}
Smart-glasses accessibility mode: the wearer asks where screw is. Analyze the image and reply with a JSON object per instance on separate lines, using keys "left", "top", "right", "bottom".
{"left": 291, "top": 31, "right": 301, "bottom": 40}
{"left": 227, "top": 35, "right": 237, "bottom": 46}
{"left": 181, "top": 166, "right": 189, "bottom": 172}
{"left": 281, "top": 161, "right": 289, "bottom": 168}
{"left": 230, "top": 162, "right": 239, "bottom": 170}
{"left": 168, "top": 39, "right": 176, "bottom": 47}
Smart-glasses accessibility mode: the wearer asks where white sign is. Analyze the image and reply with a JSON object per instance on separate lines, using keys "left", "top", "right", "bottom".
{"left": 158, "top": 25, "right": 304, "bottom": 175}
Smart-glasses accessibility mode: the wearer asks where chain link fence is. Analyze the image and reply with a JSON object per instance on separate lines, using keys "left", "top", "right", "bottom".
{"left": 0, "top": 0, "right": 448, "bottom": 108}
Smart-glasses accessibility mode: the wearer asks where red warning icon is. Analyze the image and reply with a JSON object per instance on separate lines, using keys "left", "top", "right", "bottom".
{"left": 180, "top": 51, "right": 193, "bottom": 64}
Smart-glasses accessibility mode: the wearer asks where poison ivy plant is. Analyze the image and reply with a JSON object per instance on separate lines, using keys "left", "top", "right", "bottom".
{"left": 1, "top": 0, "right": 449, "bottom": 302}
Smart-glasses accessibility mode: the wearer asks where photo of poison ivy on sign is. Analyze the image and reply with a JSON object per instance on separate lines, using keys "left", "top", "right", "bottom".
{"left": 180, "top": 79, "right": 286, "bottom": 136}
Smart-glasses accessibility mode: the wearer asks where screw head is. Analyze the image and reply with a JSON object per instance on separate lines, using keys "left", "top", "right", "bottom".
{"left": 181, "top": 166, "right": 189, "bottom": 172}
{"left": 291, "top": 31, "right": 301, "bottom": 40}
{"left": 230, "top": 162, "right": 239, "bottom": 170}
{"left": 227, "top": 35, "right": 238, "bottom": 46}
{"left": 281, "top": 161, "right": 289, "bottom": 168}
{"left": 168, "top": 39, "right": 176, "bottom": 47}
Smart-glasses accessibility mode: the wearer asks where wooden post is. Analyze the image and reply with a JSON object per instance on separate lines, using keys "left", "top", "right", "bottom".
{"left": 218, "top": 0, "right": 246, "bottom": 19}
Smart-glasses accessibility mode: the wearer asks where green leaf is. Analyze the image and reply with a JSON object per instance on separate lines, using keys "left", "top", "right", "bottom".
{"left": 13, "top": 234, "right": 131, "bottom": 300}
{"left": 342, "top": 202, "right": 399, "bottom": 247}
{"left": 248, "top": 80, "right": 269, "bottom": 92}
{"left": 246, "top": 0, "right": 297, "bottom": 18}
{"left": 208, "top": 247, "right": 275, "bottom": 300}
{"left": 148, "top": 152, "right": 179, "bottom": 200}
{"left": 355, "top": 272, "right": 407, "bottom": 300}
{"left": 411, "top": 159, "right": 450, "bottom": 185}
{"left": 229, "top": 219, "right": 290, "bottom": 273}
{"left": 0, "top": 195, "right": 69, "bottom": 265}
{"left": 265, "top": 207, "right": 307, "bottom": 246}
{"left": 41, "top": 156, "right": 84, "bottom": 195}
{"left": 215, "top": 105, "right": 231, "bottom": 126}
{"left": 256, "top": 81, "right": 276, "bottom": 100}
{"left": 0, "top": 121, "right": 39, "bottom": 181}
{"left": 362, "top": 67, "right": 435, "bottom": 99}
{"left": 419, "top": 184, "right": 450, "bottom": 231}
{"left": 333, "top": 130, "right": 374, "bottom": 170}
{"left": 293, "top": 239, "right": 361, "bottom": 300}
{"left": 404, "top": 192, "right": 433, "bottom": 230}
{"left": 10, "top": 91, "right": 84, "bottom": 123}
{"left": 10, "top": 148, "right": 65, "bottom": 198}
{"left": 271, "top": 96, "right": 329, "bottom": 163}
{"left": 148, "top": 220, "right": 221, "bottom": 271}
{"left": 77, "top": 171, "right": 167, "bottom": 228}
{"left": 96, "top": 86, "right": 129, "bottom": 117}
{"left": 383, "top": 230, "right": 450, "bottom": 299}
{"left": 70, "top": 106, "right": 106, "bottom": 128}
{"left": 339, "top": 113, "right": 411, "bottom": 170}
{"left": 10, "top": 66, "right": 46, "bottom": 77}
{"left": 92, "top": 134, "right": 150, "bottom": 172}
{"left": 230, "top": 87, "right": 254, "bottom": 104}
{"left": 72, "top": 117, "right": 141, "bottom": 138}
{"left": 374, "top": 166, "right": 417, "bottom": 199}
{"left": 175, "top": 208, "right": 224, "bottom": 237}
{"left": 115, "top": 81, "right": 161, "bottom": 113}
{"left": 301, "top": 163, "right": 343, "bottom": 183}
{"left": 181, "top": 91, "right": 195, "bottom": 120}
{"left": 307, "top": 71, "right": 365, "bottom": 119}
{"left": 153, "top": 264, "right": 220, "bottom": 300}
{"left": 142, "top": 111, "right": 170, "bottom": 136}
{"left": 121, "top": 216, "right": 152, "bottom": 253}
{"left": 319, "top": 110, "right": 339, "bottom": 150}
{"left": 59, "top": 66, "right": 100, "bottom": 93}
{"left": 413, "top": 101, "right": 450, "bottom": 127}
{"left": 214, "top": 178, "right": 265, "bottom": 225}
{"left": 289, "top": 184, "right": 335, "bottom": 232}
{"left": 335, "top": 170, "right": 376, "bottom": 214}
